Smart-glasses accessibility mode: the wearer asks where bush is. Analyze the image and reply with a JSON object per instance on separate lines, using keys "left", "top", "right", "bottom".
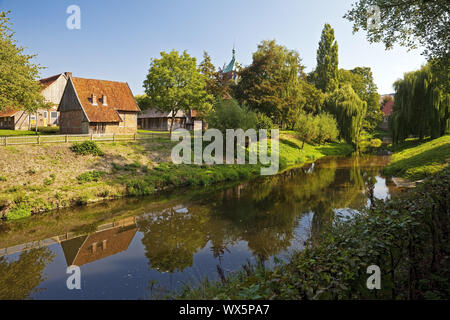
{"left": 37, "top": 126, "right": 59, "bottom": 134}
{"left": 255, "top": 112, "right": 274, "bottom": 130}
{"left": 206, "top": 99, "right": 257, "bottom": 132}
{"left": 4, "top": 204, "right": 31, "bottom": 221}
{"left": 179, "top": 168, "right": 450, "bottom": 300}
{"left": 71, "top": 141, "right": 104, "bottom": 156}
{"left": 370, "top": 138, "right": 382, "bottom": 148}
{"left": 126, "top": 179, "right": 154, "bottom": 196}
{"left": 0, "top": 176, "right": 6, "bottom": 182}
{"left": 77, "top": 171, "right": 106, "bottom": 183}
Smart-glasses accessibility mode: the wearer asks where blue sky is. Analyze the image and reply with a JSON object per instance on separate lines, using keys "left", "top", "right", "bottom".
{"left": 1, "top": 0, "right": 426, "bottom": 95}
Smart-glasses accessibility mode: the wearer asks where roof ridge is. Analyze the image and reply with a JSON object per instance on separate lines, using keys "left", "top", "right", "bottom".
{"left": 72, "top": 76, "right": 128, "bottom": 84}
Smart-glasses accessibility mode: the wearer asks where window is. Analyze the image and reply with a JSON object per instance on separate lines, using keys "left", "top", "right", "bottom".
{"left": 51, "top": 112, "right": 58, "bottom": 118}
{"left": 30, "top": 115, "right": 36, "bottom": 120}
{"left": 43, "top": 111, "right": 48, "bottom": 118}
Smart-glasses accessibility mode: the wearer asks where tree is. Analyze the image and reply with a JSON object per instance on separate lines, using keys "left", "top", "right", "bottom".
{"left": 234, "top": 40, "right": 306, "bottom": 127}
{"left": 316, "top": 113, "right": 340, "bottom": 144}
{"left": 344, "top": 0, "right": 449, "bottom": 64}
{"left": 205, "top": 98, "right": 257, "bottom": 133}
{"left": 326, "top": 84, "right": 367, "bottom": 150}
{"left": 294, "top": 113, "right": 319, "bottom": 149}
{"left": 390, "top": 63, "right": 450, "bottom": 144}
{"left": 339, "top": 67, "right": 382, "bottom": 131}
{"left": 0, "top": 11, "right": 45, "bottom": 113}
{"left": 312, "top": 23, "right": 339, "bottom": 93}
{"left": 134, "top": 94, "right": 152, "bottom": 110}
{"left": 143, "top": 50, "right": 212, "bottom": 134}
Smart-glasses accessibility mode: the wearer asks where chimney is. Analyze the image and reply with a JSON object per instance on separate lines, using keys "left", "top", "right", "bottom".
{"left": 92, "top": 94, "right": 98, "bottom": 106}
{"left": 65, "top": 72, "right": 72, "bottom": 79}
{"left": 102, "top": 95, "right": 107, "bottom": 106}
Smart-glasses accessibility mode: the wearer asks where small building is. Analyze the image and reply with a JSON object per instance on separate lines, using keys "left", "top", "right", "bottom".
{"left": 380, "top": 100, "right": 394, "bottom": 131}
{"left": 138, "top": 109, "right": 200, "bottom": 131}
{"left": 0, "top": 72, "right": 70, "bottom": 130}
{"left": 58, "top": 76, "right": 140, "bottom": 134}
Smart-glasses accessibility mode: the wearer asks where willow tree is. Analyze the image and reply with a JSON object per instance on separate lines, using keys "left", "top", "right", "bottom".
{"left": 326, "top": 84, "right": 367, "bottom": 150}
{"left": 390, "top": 64, "right": 450, "bottom": 144}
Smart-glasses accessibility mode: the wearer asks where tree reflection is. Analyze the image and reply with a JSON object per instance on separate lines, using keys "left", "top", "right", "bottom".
{"left": 137, "top": 156, "right": 388, "bottom": 273}
{"left": 0, "top": 248, "right": 55, "bottom": 300}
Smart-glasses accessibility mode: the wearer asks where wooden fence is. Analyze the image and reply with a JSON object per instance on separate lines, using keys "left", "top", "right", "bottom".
{"left": 0, "top": 132, "right": 170, "bottom": 146}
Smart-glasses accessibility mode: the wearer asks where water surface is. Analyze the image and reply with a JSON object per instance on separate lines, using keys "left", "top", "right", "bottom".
{"left": 0, "top": 156, "right": 400, "bottom": 299}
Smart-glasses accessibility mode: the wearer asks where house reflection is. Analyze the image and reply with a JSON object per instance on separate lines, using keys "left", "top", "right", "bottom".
{"left": 61, "top": 217, "right": 138, "bottom": 267}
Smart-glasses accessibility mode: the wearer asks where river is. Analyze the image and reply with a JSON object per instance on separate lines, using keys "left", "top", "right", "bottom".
{"left": 0, "top": 155, "right": 401, "bottom": 299}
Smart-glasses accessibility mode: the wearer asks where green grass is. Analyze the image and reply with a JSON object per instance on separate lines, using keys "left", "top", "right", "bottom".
{"left": 0, "top": 127, "right": 59, "bottom": 137}
{"left": 383, "top": 135, "right": 450, "bottom": 180}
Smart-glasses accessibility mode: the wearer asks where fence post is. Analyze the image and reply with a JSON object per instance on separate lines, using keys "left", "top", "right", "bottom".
{"left": 65, "top": 135, "right": 68, "bottom": 143}
{"left": 113, "top": 133, "right": 115, "bottom": 142}
{"left": 37, "top": 135, "right": 40, "bottom": 145}
{"left": 134, "top": 133, "right": 137, "bottom": 141}
{"left": 4, "top": 137, "right": 7, "bottom": 146}
{"left": 91, "top": 133, "right": 93, "bottom": 141}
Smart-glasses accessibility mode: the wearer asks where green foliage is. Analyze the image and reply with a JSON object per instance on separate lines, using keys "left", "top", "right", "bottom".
{"left": 369, "top": 138, "right": 382, "bottom": 148}
{"left": 344, "top": 0, "right": 449, "bottom": 64}
{"left": 143, "top": 50, "right": 212, "bottom": 133}
{"left": 205, "top": 99, "right": 257, "bottom": 132}
{"left": 390, "top": 63, "right": 450, "bottom": 144}
{"left": 234, "top": 40, "right": 306, "bottom": 127}
{"left": 43, "top": 174, "right": 56, "bottom": 186}
{"left": 0, "top": 176, "right": 6, "bottom": 182}
{"left": 255, "top": 112, "right": 274, "bottom": 130}
{"left": 383, "top": 135, "right": 450, "bottom": 180}
{"left": 326, "top": 84, "right": 367, "bottom": 149}
{"left": 37, "top": 126, "right": 59, "bottom": 134}
{"left": 312, "top": 24, "right": 339, "bottom": 93}
{"left": 199, "top": 51, "right": 232, "bottom": 99}
{"left": 294, "top": 112, "right": 339, "bottom": 148}
{"left": 77, "top": 171, "right": 107, "bottom": 183}
{"left": 4, "top": 204, "right": 31, "bottom": 220}
{"left": 0, "top": 11, "right": 47, "bottom": 113}
{"left": 179, "top": 168, "right": 450, "bottom": 300}
{"left": 339, "top": 67, "right": 382, "bottom": 131}
{"left": 70, "top": 141, "right": 105, "bottom": 156}
{"left": 134, "top": 94, "right": 152, "bottom": 110}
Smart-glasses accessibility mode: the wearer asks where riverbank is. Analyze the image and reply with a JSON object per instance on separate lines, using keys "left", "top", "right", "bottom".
{"left": 383, "top": 135, "right": 450, "bottom": 181}
{"left": 177, "top": 167, "right": 450, "bottom": 300}
{"left": 0, "top": 132, "right": 353, "bottom": 220}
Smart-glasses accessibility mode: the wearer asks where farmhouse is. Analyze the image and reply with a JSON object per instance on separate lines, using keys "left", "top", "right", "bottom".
{"left": 0, "top": 72, "right": 69, "bottom": 130}
{"left": 58, "top": 76, "right": 140, "bottom": 134}
{"left": 138, "top": 109, "right": 202, "bottom": 131}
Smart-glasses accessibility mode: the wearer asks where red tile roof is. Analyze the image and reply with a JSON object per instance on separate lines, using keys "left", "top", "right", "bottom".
{"left": 382, "top": 100, "right": 394, "bottom": 117}
{"left": 39, "top": 74, "right": 61, "bottom": 90}
{"left": 0, "top": 109, "right": 19, "bottom": 117}
{"left": 71, "top": 77, "right": 140, "bottom": 123}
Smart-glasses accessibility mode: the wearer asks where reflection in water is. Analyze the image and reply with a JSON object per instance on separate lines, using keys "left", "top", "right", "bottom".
{"left": 0, "top": 156, "right": 397, "bottom": 299}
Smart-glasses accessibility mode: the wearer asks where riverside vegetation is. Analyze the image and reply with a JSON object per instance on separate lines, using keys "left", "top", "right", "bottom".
{"left": 0, "top": 133, "right": 353, "bottom": 221}
{"left": 176, "top": 167, "right": 450, "bottom": 300}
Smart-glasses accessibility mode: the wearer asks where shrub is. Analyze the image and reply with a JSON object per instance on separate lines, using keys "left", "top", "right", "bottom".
{"left": 0, "top": 176, "right": 6, "bottom": 182}
{"left": 255, "top": 112, "right": 274, "bottom": 130}
{"left": 37, "top": 126, "right": 59, "bottom": 134}
{"left": 205, "top": 99, "right": 257, "bottom": 133}
{"left": 4, "top": 204, "right": 31, "bottom": 220}
{"left": 126, "top": 179, "right": 154, "bottom": 196}
{"left": 370, "top": 138, "right": 382, "bottom": 148}
{"left": 77, "top": 171, "right": 106, "bottom": 183}
{"left": 70, "top": 141, "right": 104, "bottom": 156}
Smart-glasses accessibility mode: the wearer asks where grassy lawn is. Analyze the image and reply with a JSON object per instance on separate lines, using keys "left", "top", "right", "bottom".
{"left": 138, "top": 129, "right": 170, "bottom": 134}
{"left": 0, "top": 132, "right": 353, "bottom": 220}
{"left": 383, "top": 135, "right": 450, "bottom": 180}
{"left": 0, "top": 127, "right": 59, "bottom": 137}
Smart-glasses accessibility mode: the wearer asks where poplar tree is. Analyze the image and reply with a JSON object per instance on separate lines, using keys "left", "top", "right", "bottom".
{"left": 313, "top": 24, "right": 339, "bottom": 93}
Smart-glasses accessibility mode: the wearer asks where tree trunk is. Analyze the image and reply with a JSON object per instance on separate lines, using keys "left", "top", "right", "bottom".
{"left": 302, "top": 140, "right": 305, "bottom": 149}
{"left": 169, "top": 110, "right": 175, "bottom": 135}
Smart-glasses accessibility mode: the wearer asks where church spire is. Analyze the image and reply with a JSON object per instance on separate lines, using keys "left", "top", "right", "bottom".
{"left": 223, "top": 46, "right": 236, "bottom": 73}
